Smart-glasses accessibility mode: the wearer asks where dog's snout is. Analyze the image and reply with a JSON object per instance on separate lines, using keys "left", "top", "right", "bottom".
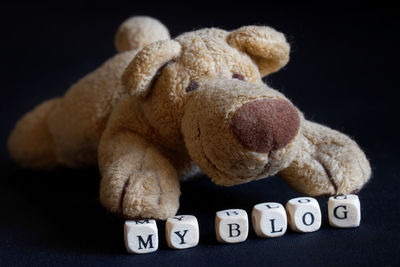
{"left": 231, "top": 98, "right": 300, "bottom": 153}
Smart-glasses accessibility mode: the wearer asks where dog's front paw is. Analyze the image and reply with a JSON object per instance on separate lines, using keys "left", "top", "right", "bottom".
{"left": 279, "top": 121, "right": 371, "bottom": 196}
{"left": 100, "top": 170, "right": 180, "bottom": 220}
{"left": 311, "top": 139, "right": 371, "bottom": 195}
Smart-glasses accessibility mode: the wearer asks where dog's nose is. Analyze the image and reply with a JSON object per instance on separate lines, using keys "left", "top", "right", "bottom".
{"left": 231, "top": 98, "right": 300, "bottom": 153}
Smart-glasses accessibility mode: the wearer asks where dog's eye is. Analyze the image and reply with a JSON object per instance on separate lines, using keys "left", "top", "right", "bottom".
{"left": 186, "top": 81, "right": 199, "bottom": 92}
{"left": 232, "top": 73, "right": 244, "bottom": 80}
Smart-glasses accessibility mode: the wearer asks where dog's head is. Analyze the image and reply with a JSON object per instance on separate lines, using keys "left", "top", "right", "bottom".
{"left": 122, "top": 26, "right": 302, "bottom": 185}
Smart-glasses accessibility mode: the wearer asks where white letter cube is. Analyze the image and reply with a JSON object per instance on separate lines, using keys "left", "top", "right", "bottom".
{"left": 252, "top": 202, "right": 287, "bottom": 238}
{"left": 166, "top": 215, "right": 199, "bottom": 249}
{"left": 286, "top": 197, "right": 321, "bottom": 233}
{"left": 328, "top": 195, "right": 361, "bottom": 228}
{"left": 124, "top": 219, "right": 158, "bottom": 254}
{"left": 215, "top": 209, "right": 248, "bottom": 243}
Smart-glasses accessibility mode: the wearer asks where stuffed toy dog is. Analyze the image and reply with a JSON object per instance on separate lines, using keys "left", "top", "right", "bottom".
{"left": 8, "top": 16, "right": 371, "bottom": 219}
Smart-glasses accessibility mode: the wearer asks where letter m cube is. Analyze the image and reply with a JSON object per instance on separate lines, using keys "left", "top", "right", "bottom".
{"left": 124, "top": 219, "right": 158, "bottom": 254}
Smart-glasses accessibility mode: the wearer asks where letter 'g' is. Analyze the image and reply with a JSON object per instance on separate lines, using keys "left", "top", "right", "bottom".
{"left": 334, "top": 205, "right": 348, "bottom": 219}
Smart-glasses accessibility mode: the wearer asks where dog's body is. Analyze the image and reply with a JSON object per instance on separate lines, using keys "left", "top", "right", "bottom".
{"left": 8, "top": 17, "right": 371, "bottom": 219}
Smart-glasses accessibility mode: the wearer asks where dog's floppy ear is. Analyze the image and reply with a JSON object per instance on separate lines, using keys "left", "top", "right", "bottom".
{"left": 122, "top": 39, "right": 182, "bottom": 99}
{"left": 227, "top": 26, "right": 290, "bottom": 77}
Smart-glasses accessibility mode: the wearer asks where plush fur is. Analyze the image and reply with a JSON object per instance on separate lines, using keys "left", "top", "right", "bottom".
{"left": 8, "top": 16, "right": 371, "bottom": 219}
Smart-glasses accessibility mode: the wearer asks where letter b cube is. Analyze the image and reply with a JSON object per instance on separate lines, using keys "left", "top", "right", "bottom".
{"left": 215, "top": 209, "right": 248, "bottom": 243}
{"left": 286, "top": 197, "right": 321, "bottom": 233}
{"left": 124, "top": 219, "right": 158, "bottom": 254}
{"left": 166, "top": 215, "right": 200, "bottom": 249}
{"left": 328, "top": 195, "right": 361, "bottom": 228}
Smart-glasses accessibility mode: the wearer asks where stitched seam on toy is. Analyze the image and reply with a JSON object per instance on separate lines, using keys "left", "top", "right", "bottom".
{"left": 145, "top": 61, "right": 172, "bottom": 100}
{"left": 118, "top": 143, "right": 154, "bottom": 216}
{"left": 197, "top": 121, "right": 238, "bottom": 182}
{"left": 303, "top": 133, "right": 338, "bottom": 194}
{"left": 316, "top": 157, "right": 338, "bottom": 194}
{"left": 119, "top": 177, "right": 131, "bottom": 214}
{"left": 260, "top": 159, "right": 272, "bottom": 176}
{"left": 156, "top": 177, "right": 162, "bottom": 206}
{"left": 144, "top": 148, "right": 163, "bottom": 207}
{"left": 141, "top": 146, "right": 163, "bottom": 208}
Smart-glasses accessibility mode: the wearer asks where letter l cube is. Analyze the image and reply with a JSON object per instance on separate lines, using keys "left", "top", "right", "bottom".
{"left": 252, "top": 202, "right": 287, "bottom": 238}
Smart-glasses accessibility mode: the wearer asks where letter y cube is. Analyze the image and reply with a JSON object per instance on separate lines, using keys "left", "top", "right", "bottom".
{"left": 166, "top": 215, "right": 200, "bottom": 249}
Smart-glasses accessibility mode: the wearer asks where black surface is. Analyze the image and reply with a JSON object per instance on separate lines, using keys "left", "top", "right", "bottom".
{"left": 1, "top": 1, "right": 399, "bottom": 266}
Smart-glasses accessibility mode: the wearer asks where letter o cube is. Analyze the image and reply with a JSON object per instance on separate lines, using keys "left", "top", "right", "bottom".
{"left": 215, "top": 209, "right": 248, "bottom": 243}
{"left": 124, "top": 219, "right": 158, "bottom": 254}
{"left": 252, "top": 202, "right": 287, "bottom": 238}
{"left": 286, "top": 197, "right": 321, "bottom": 233}
{"left": 165, "top": 215, "right": 200, "bottom": 249}
{"left": 328, "top": 195, "right": 361, "bottom": 228}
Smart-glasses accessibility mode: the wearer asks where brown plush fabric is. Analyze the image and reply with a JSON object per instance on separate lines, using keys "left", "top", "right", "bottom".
{"left": 231, "top": 99, "right": 300, "bottom": 153}
{"left": 8, "top": 17, "right": 371, "bottom": 219}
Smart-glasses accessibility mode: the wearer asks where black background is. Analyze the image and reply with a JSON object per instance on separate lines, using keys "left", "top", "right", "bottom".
{"left": 1, "top": 1, "right": 399, "bottom": 266}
